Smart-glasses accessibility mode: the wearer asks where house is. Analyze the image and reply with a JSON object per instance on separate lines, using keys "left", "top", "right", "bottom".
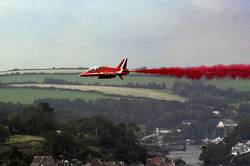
{"left": 182, "top": 120, "right": 191, "bottom": 126}
{"left": 245, "top": 140, "right": 250, "bottom": 146}
{"left": 91, "top": 158, "right": 103, "bottom": 166}
{"left": 103, "top": 161, "right": 126, "bottom": 166}
{"left": 156, "top": 128, "right": 172, "bottom": 134}
{"left": 217, "top": 119, "right": 237, "bottom": 128}
{"left": 146, "top": 157, "right": 179, "bottom": 166}
{"left": 231, "top": 140, "right": 250, "bottom": 156}
{"left": 174, "top": 158, "right": 185, "bottom": 166}
{"left": 30, "top": 156, "right": 55, "bottom": 166}
{"left": 212, "top": 111, "right": 221, "bottom": 117}
{"left": 217, "top": 119, "right": 237, "bottom": 137}
{"left": 147, "top": 156, "right": 161, "bottom": 166}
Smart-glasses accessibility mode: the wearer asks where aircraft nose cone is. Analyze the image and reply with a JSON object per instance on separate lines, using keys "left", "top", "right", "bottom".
{"left": 79, "top": 72, "right": 85, "bottom": 77}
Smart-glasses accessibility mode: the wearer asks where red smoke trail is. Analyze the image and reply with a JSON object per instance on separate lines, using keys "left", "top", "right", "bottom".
{"left": 131, "top": 64, "right": 250, "bottom": 80}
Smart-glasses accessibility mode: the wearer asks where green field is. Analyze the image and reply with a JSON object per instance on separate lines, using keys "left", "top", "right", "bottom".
{"left": 1, "top": 73, "right": 250, "bottom": 105}
{"left": 2, "top": 73, "right": 250, "bottom": 91}
{"left": 10, "top": 84, "right": 185, "bottom": 102}
{"left": 0, "top": 135, "right": 45, "bottom": 155}
{"left": 0, "top": 74, "right": 182, "bottom": 89}
{"left": 1, "top": 73, "right": 250, "bottom": 91}
{"left": 205, "top": 79, "right": 250, "bottom": 91}
{"left": 5, "top": 135, "right": 45, "bottom": 145}
{"left": 0, "top": 88, "right": 110, "bottom": 104}
{"left": 0, "top": 74, "right": 186, "bottom": 103}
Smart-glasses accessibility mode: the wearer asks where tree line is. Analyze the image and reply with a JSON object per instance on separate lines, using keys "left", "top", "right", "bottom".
{"left": 43, "top": 77, "right": 167, "bottom": 89}
{"left": 0, "top": 103, "right": 148, "bottom": 165}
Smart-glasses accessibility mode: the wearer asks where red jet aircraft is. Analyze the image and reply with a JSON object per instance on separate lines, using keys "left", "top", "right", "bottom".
{"left": 80, "top": 58, "right": 129, "bottom": 80}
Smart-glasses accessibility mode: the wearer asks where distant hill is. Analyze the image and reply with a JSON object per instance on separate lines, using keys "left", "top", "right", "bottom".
{"left": 0, "top": 68, "right": 86, "bottom": 75}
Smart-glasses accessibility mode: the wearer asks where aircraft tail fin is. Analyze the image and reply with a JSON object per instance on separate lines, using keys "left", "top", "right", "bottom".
{"left": 116, "top": 58, "right": 128, "bottom": 70}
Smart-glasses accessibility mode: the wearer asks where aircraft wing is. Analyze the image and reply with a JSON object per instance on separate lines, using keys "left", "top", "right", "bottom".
{"left": 80, "top": 72, "right": 100, "bottom": 77}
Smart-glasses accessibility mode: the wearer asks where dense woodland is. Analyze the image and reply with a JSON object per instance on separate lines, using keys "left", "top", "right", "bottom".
{"left": 0, "top": 103, "right": 148, "bottom": 165}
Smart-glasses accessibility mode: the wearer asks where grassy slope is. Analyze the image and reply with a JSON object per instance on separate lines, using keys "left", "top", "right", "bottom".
{"left": 2, "top": 73, "right": 250, "bottom": 104}
{"left": 0, "top": 135, "right": 45, "bottom": 155}
{"left": 0, "top": 74, "right": 182, "bottom": 89}
{"left": 11, "top": 84, "right": 185, "bottom": 102}
{"left": 0, "top": 74, "right": 186, "bottom": 103}
{"left": 1, "top": 74, "right": 250, "bottom": 91}
{"left": 0, "top": 88, "right": 110, "bottom": 104}
{"left": 205, "top": 78, "right": 250, "bottom": 91}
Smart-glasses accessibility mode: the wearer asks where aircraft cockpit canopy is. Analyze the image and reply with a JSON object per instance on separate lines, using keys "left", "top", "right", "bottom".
{"left": 86, "top": 66, "right": 99, "bottom": 72}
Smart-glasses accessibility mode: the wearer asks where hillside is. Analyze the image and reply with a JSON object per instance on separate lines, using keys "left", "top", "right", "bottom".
{"left": 0, "top": 88, "right": 111, "bottom": 104}
{"left": 9, "top": 84, "right": 185, "bottom": 102}
{"left": 0, "top": 71, "right": 186, "bottom": 104}
{"left": 1, "top": 72, "right": 250, "bottom": 91}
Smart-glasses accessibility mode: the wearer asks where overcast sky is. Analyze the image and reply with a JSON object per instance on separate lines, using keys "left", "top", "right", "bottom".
{"left": 0, "top": 0, "right": 249, "bottom": 70}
